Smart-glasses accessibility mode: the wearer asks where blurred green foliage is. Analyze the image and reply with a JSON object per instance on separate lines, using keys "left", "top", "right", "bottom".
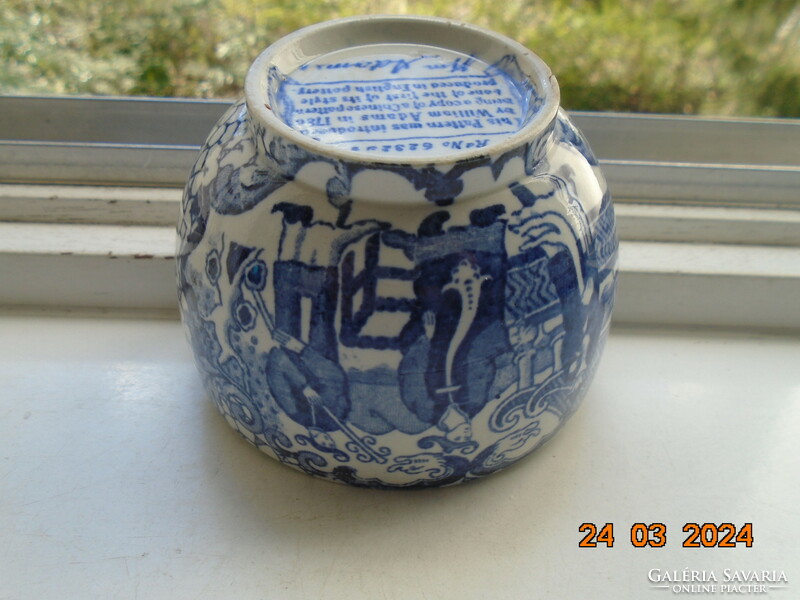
{"left": 1, "top": 0, "right": 798, "bottom": 116}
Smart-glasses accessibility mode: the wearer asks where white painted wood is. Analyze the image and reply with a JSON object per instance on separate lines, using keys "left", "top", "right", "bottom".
{"left": 616, "top": 242, "right": 800, "bottom": 331}
{"left": 0, "top": 252, "right": 179, "bottom": 314}
{"left": 0, "top": 222, "right": 175, "bottom": 256}
{"left": 614, "top": 203, "right": 800, "bottom": 246}
{"left": 3, "top": 143, "right": 798, "bottom": 207}
{"left": 602, "top": 161, "right": 800, "bottom": 208}
{"left": 620, "top": 241, "right": 800, "bottom": 278}
{"left": 0, "top": 184, "right": 181, "bottom": 226}
{"left": 0, "top": 223, "right": 178, "bottom": 313}
{"left": 4, "top": 185, "right": 800, "bottom": 248}
{"left": 0, "top": 141, "right": 194, "bottom": 186}
{"left": 4, "top": 97, "right": 799, "bottom": 166}
{"left": 2, "top": 222, "right": 799, "bottom": 329}
{"left": 572, "top": 111, "right": 800, "bottom": 166}
{"left": 2, "top": 99, "right": 799, "bottom": 329}
{"left": 1, "top": 316, "right": 797, "bottom": 599}
{"left": 2, "top": 99, "right": 798, "bottom": 207}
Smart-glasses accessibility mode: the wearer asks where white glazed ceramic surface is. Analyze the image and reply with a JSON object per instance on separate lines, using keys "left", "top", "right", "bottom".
{"left": 177, "top": 16, "right": 618, "bottom": 487}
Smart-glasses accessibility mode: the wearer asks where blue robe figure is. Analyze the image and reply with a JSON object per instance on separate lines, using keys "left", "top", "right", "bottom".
{"left": 265, "top": 202, "right": 385, "bottom": 445}
{"left": 266, "top": 333, "right": 349, "bottom": 435}
{"left": 398, "top": 206, "right": 513, "bottom": 440}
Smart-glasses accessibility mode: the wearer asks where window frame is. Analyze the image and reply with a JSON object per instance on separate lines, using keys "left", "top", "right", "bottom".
{"left": 1, "top": 95, "right": 799, "bottom": 329}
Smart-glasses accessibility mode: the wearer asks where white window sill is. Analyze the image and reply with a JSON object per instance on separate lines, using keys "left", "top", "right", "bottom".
{"left": 1, "top": 314, "right": 797, "bottom": 598}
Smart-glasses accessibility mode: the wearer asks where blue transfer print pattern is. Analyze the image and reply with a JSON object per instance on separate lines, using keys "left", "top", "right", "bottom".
{"left": 273, "top": 49, "right": 538, "bottom": 159}
{"left": 178, "top": 94, "right": 617, "bottom": 488}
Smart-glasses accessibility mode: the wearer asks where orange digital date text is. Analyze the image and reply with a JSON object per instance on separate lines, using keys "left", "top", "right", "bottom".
{"left": 578, "top": 522, "right": 753, "bottom": 548}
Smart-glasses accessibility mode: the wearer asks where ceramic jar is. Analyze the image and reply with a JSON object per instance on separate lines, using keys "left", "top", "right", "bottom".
{"left": 177, "top": 15, "right": 618, "bottom": 487}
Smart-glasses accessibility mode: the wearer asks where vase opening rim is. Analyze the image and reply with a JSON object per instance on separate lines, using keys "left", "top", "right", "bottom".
{"left": 245, "top": 15, "right": 560, "bottom": 168}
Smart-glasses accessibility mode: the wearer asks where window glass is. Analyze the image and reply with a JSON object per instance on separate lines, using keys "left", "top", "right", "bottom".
{"left": 1, "top": 0, "right": 798, "bottom": 117}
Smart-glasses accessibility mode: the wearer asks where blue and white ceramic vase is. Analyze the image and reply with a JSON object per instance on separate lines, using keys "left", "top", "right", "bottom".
{"left": 177, "top": 16, "right": 618, "bottom": 487}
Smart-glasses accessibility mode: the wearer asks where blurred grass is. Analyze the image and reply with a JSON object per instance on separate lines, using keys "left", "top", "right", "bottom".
{"left": 1, "top": 0, "right": 798, "bottom": 116}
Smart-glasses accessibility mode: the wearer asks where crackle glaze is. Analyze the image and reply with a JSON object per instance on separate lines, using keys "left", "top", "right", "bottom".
{"left": 177, "top": 16, "right": 618, "bottom": 487}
